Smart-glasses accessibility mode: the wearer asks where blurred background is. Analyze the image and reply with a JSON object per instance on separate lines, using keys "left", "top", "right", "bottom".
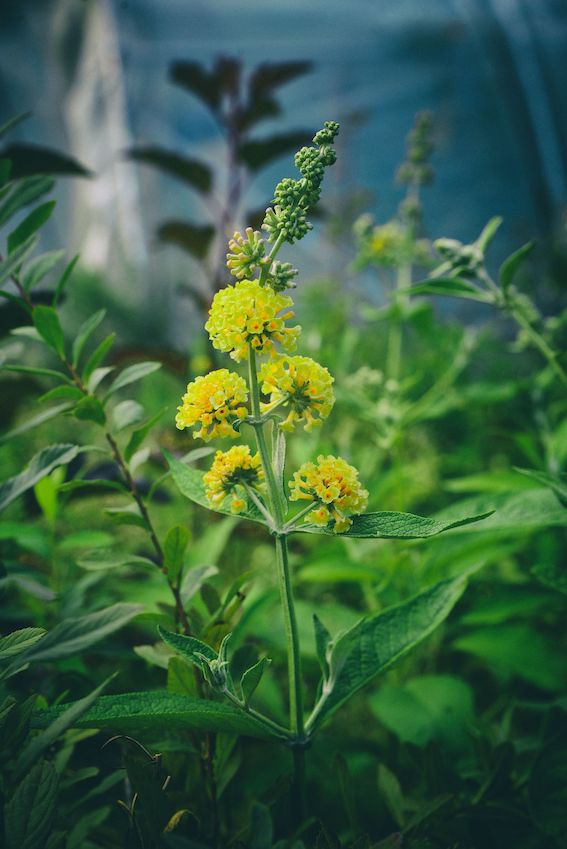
{"left": 1, "top": 0, "right": 566, "bottom": 351}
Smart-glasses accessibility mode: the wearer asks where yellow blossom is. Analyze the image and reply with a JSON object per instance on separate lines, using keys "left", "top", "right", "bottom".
{"left": 203, "top": 445, "right": 265, "bottom": 514}
{"left": 205, "top": 279, "right": 301, "bottom": 362}
{"left": 175, "top": 369, "right": 248, "bottom": 441}
{"left": 258, "top": 355, "right": 335, "bottom": 432}
{"left": 289, "top": 455, "right": 368, "bottom": 532}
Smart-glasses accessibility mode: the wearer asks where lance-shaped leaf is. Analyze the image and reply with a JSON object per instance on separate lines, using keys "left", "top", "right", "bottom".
{"left": 71, "top": 308, "right": 105, "bottom": 368}
{"left": 15, "top": 603, "right": 143, "bottom": 665}
{"left": 157, "top": 220, "right": 214, "bottom": 260}
{"left": 165, "top": 450, "right": 266, "bottom": 525}
{"left": 4, "top": 760, "right": 58, "bottom": 849}
{"left": 0, "top": 175, "right": 54, "bottom": 228}
{"left": 0, "top": 628, "right": 46, "bottom": 662}
{"left": 32, "top": 305, "right": 65, "bottom": 356}
{"left": 158, "top": 626, "right": 217, "bottom": 674}
{"left": 7, "top": 200, "right": 56, "bottom": 253}
{"left": 15, "top": 674, "right": 115, "bottom": 779}
{"left": 406, "top": 277, "right": 490, "bottom": 302}
{"left": 499, "top": 241, "right": 535, "bottom": 292}
{"left": 32, "top": 691, "right": 273, "bottom": 739}
{"left": 238, "top": 131, "right": 312, "bottom": 171}
{"left": 306, "top": 575, "right": 468, "bottom": 733}
{"left": 241, "top": 656, "right": 271, "bottom": 706}
{"left": 0, "top": 444, "right": 79, "bottom": 512}
{"left": 1, "top": 143, "right": 92, "bottom": 178}
{"left": 295, "top": 510, "right": 492, "bottom": 539}
{"left": 128, "top": 147, "right": 212, "bottom": 193}
{"left": 0, "top": 232, "right": 38, "bottom": 287}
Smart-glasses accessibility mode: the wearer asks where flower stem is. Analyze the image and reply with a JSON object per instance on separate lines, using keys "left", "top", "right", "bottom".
{"left": 247, "top": 347, "right": 307, "bottom": 816}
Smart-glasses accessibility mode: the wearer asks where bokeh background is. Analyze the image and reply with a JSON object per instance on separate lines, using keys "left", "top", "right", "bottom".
{"left": 1, "top": 0, "right": 566, "bottom": 349}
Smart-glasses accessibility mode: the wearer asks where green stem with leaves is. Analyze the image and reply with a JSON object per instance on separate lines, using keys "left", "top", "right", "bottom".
{"left": 247, "top": 348, "right": 306, "bottom": 811}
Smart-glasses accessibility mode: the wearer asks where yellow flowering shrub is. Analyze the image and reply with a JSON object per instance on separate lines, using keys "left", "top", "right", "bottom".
{"left": 289, "top": 455, "right": 369, "bottom": 532}
{"left": 203, "top": 445, "right": 265, "bottom": 514}
{"left": 175, "top": 369, "right": 248, "bottom": 441}
{"left": 258, "top": 355, "right": 335, "bottom": 432}
{"left": 205, "top": 279, "right": 301, "bottom": 362}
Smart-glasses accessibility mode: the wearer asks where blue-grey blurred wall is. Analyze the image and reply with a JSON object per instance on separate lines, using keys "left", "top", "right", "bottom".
{"left": 1, "top": 0, "right": 566, "bottom": 325}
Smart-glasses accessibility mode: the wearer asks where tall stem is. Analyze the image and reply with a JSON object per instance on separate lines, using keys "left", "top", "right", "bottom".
{"left": 246, "top": 347, "right": 307, "bottom": 815}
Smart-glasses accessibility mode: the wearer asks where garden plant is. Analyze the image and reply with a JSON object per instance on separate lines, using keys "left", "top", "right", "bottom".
{"left": 0, "top": 97, "right": 566, "bottom": 849}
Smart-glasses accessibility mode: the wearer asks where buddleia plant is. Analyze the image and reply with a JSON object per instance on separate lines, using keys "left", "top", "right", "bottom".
{"left": 160, "top": 122, "right": 489, "bottom": 813}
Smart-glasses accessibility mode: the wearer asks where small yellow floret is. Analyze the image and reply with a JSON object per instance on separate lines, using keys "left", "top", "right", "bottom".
{"left": 176, "top": 369, "right": 248, "bottom": 441}
{"left": 203, "top": 445, "right": 265, "bottom": 514}
{"left": 258, "top": 355, "right": 335, "bottom": 432}
{"left": 205, "top": 279, "right": 301, "bottom": 362}
{"left": 289, "top": 454, "right": 368, "bottom": 533}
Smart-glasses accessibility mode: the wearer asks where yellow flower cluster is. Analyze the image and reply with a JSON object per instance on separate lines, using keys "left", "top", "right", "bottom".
{"left": 205, "top": 279, "right": 301, "bottom": 362}
{"left": 203, "top": 445, "right": 265, "bottom": 514}
{"left": 258, "top": 355, "right": 335, "bottom": 432}
{"left": 175, "top": 369, "right": 248, "bottom": 441}
{"left": 289, "top": 455, "right": 368, "bottom": 533}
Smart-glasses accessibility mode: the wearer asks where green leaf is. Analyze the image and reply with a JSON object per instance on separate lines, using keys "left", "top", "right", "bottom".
{"left": 7, "top": 201, "right": 56, "bottom": 253}
{"left": 163, "top": 525, "right": 190, "bottom": 583}
{"left": 313, "top": 614, "right": 331, "bottom": 679}
{"left": 128, "top": 147, "right": 212, "bottom": 192}
{"left": 4, "top": 760, "right": 58, "bottom": 849}
{"left": 306, "top": 575, "right": 468, "bottom": 732}
{"left": 377, "top": 764, "right": 405, "bottom": 828}
{"left": 16, "top": 603, "right": 143, "bottom": 664}
{"left": 124, "top": 406, "right": 166, "bottom": 463}
{"left": 0, "top": 403, "right": 72, "bottom": 444}
{"left": 0, "top": 628, "right": 46, "bottom": 662}
{"left": 33, "top": 690, "right": 273, "bottom": 739}
{"left": 0, "top": 157, "right": 11, "bottom": 185}
{"left": 169, "top": 60, "right": 222, "bottom": 112}
{"left": 52, "top": 254, "right": 79, "bottom": 306}
{"left": 180, "top": 564, "right": 219, "bottom": 604}
{"left": 87, "top": 366, "right": 114, "bottom": 393}
{"left": 453, "top": 625, "right": 566, "bottom": 691}
{"left": 104, "top": 504, "right": 148, "bottom": 529}
{"left": 528, "top": 738, "right": 567, "bottom": 839}
{"left": 531, "top": 562, "right": 567, "bottom": 595}
{"left": 0, "top": 444, "right": 79, "bottom": 512}
{"left": 407, "top": 277, "right": 489, "bottom": 301}
{"left": 111, "top": 399, "right": 144, "bottom": 432}
{"left": 296, "top": 509, "right": 492, "bottom": 539}
{"left": 39, "top": 385, "right": 83, "bottom": 403}
{"left": 514, "top": 467, "right": 567, "bottom": 506}
{"left": 72, "top": 395, "right": 106, "bottom": 425}
{"left": 369, "top": 675, "right": 474, "bottom": 747}
{"left": 0, "top": 111, "right": 32, "bottom": 139}
{"left": 499, "top": 241, "right": 535, "bottom": 292}
{"left": 71, "top": 308, "right": 105, "bottom": 368}
{"left": 157, "top": 220, "right": 214, "bottom": 260}
{"left": 238, "top": 131, "right": 312, "bottom": 172}
{"left": 82, "top": 333, "right": 115, "bottom": 382}
{"left": 249, "top": 61, "right": 312, "bottom": 98}
{"left": 105, "top": 361, "right": 161, "bottom": 397}
{"left": 0, "top": 175, "right": 54, "bottom": 228}
{"left": 76, "top": 550, "right": 154, "bottom": 571}
{"left": 241, "top": 656, "right": 271, "bottom": 706}
{"left": 15, "top": 675, "right": 115, "bottom": 779}
{"left": 158, "top": 627, "right": 217, "bottom": 672}
{"left": 2, "top": 143, "right": 91, "bottom": 178}
{"left": 32, "top": 305, "right": 65, "bottom": 356}
{"left": 166, "top": 450, "right": 265, "bottom": 525}
{"left": 22, "top": 250, "right": 66, "bottom": 291}
{"left": 0, "top": 233, "right": 39, "bottom": 286}
{"left": 433, "top": 488, "right": 567, "bottom": 532}
{"left": 475, "top": 215, "right": 503, "bottom": 254}
{"left": 1, "top": 364, "right": 70, "bottom": 382}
